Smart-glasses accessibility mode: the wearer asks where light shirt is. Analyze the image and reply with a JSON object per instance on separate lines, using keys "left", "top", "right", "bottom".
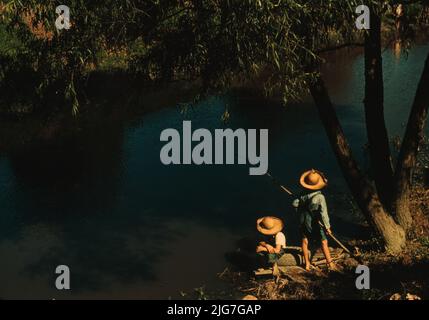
{"left": 292, "top": 191, "right": 331, "bottom": 229}
{"left": 274, "top": 232, "right": 287, "bottom": 249}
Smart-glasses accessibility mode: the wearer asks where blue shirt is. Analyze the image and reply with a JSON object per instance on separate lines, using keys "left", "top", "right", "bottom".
{"left": 292, "top": 191, "right": 331, "bottom": 230}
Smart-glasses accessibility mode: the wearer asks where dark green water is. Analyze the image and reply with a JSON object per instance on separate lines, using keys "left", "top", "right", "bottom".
{"left": 1, "top": 43, "right": 428, "bottom": 299}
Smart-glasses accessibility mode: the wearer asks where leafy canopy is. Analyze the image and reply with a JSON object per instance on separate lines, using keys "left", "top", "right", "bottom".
{"left": 0, "top": 1, "right": 427, "bottom": 112}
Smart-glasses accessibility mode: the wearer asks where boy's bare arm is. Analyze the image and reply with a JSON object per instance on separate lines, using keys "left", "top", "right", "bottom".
{"left": 272, "top": 244, "right": 282, "bottom": 254}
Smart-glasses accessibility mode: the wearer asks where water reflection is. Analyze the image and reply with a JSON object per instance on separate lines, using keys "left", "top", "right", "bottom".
{"left": 394, "top": 41, "right": 402, "bottom": 60}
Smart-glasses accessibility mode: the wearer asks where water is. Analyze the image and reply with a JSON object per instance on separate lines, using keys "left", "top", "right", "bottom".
{"left": 0, "top": 43, "right": 428, "bottom": 299}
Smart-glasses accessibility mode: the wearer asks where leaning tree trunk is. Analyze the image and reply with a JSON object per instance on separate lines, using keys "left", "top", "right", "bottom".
{"left": 310, "top": 75, "right": 406, "bottom": 254}
{"left": 364, "top": 10, "right": 395, "bottom": 208}
{"left": 394, "top": 51, "right": 429, "bottom": 231}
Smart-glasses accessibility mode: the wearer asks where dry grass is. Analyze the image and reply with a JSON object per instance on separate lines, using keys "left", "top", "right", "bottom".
{"left": 21, "top": 9, "right": 54, "bottom": 41}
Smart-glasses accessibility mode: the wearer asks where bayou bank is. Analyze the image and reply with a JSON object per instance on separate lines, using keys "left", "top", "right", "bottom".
{"left": 1, "top": 1, "right": 429, "bottom": 300}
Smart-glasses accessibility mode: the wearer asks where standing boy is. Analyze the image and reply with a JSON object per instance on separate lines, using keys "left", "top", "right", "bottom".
{"left": 293, "top": 169, "right": 338, "bottom": 271}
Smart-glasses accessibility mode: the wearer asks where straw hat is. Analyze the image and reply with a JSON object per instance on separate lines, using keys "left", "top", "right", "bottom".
{"left": 256, "top": 216, "right": 284, "bottom": 235}
{"left": 300, "top": 169, "right": 328, "bottom": 191}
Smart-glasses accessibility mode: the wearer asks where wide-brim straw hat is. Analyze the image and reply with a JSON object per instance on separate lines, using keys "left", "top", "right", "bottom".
{"left": 256, "top": 216, "right": 284, "bottom": 235}
{"left": 300, "top": 169, "right": 328, "bottom": 191}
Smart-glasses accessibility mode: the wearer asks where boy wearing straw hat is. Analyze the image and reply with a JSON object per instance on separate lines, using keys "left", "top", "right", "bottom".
{"left": 255, "top": 216, "right": 287, "bottom": 264}
{"left": 292, "top": 169, "right": 338, "bottom": 271}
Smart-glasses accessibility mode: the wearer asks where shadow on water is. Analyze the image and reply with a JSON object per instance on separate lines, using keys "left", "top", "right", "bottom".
{"left": 0, "top": 120, "right": 174, "bottom": 297}
{"left": 0, "top": 109, "right": 242, "bottom": 299}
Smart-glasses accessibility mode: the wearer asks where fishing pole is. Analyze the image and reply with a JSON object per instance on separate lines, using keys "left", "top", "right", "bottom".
{"left": 264, "top": 171, "right": 357, "bottom": 258}
{"left": 266, "top": 172, "right": 294, "bottom": 196}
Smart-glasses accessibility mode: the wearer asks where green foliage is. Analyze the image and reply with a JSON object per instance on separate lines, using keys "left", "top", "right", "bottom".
{"left": 0, "top": 0, "right": 428, "bottom": 113}
{"left": 0, "top": 24, "right": 22, "bottom": 57}
{"left": 129, "top": 0, "right": 366, "bottom": 103}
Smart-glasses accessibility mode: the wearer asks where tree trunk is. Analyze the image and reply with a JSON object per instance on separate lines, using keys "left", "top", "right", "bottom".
{"left": 394, "top": 51, "right": 429, "bottom": 230}
{"left": 364, "top": 10, "right": 395, "bottom": 208}
{"left": 309, "top": 75, "right": 406, "bottom": 254}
